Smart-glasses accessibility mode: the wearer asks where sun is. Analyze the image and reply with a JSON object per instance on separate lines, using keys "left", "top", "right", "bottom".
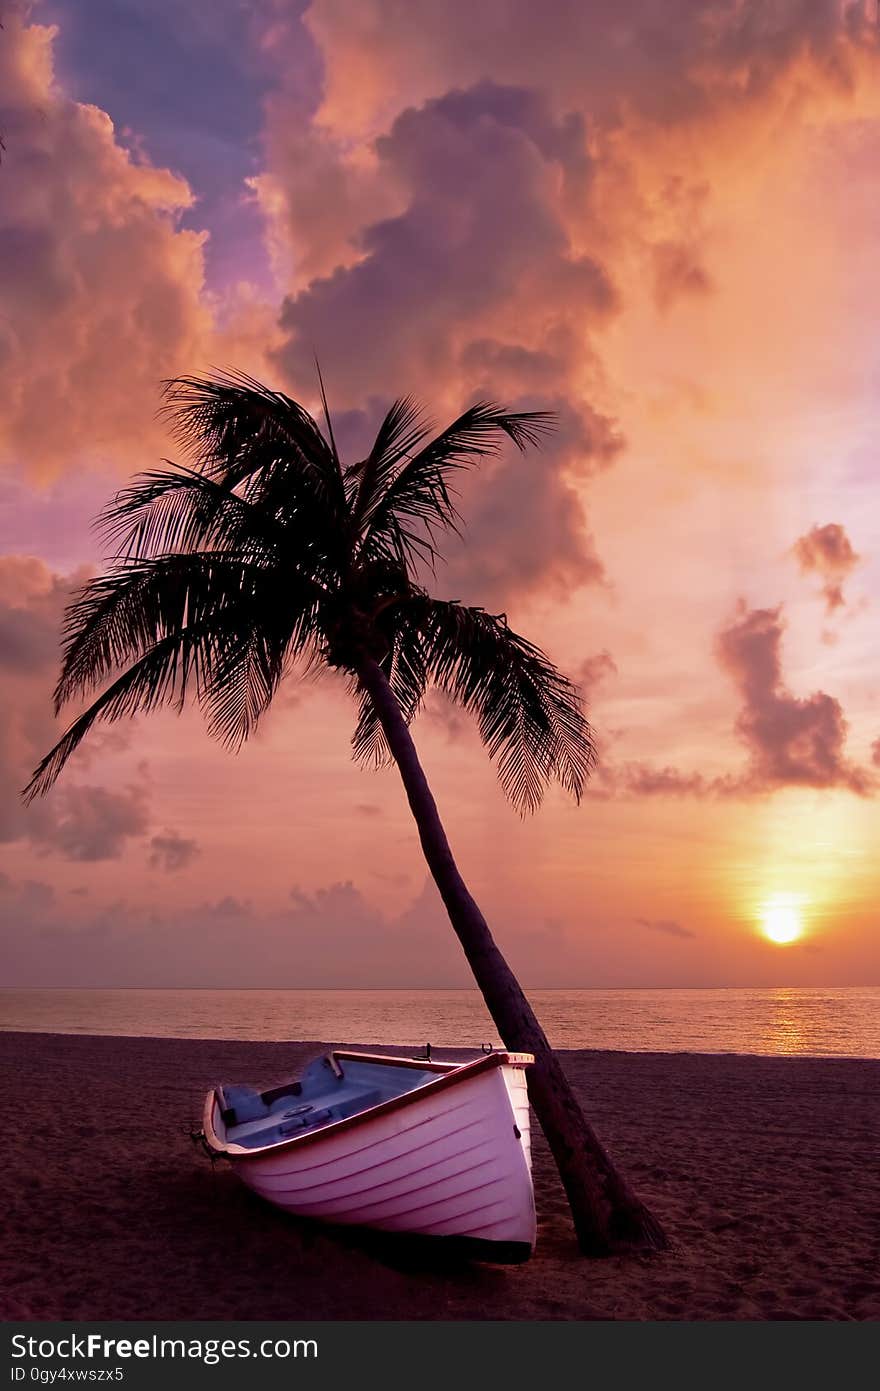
{"left": 759, "top": 894, "right": 804, "bottom": 945}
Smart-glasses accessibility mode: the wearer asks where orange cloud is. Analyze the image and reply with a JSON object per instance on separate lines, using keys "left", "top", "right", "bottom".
{"left": 0, "top": 7, "right": 212, "bottom": 479}
{"left": 304, "top": 0, "right": 880, "bottom": 142}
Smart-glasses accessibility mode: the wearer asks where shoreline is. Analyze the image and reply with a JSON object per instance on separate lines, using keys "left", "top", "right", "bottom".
{"left": 2, "top": 1029, "right": 878, "bottom": 1064}
{"left": 4, "top": 1032, "right": 879, "bottom": 1320}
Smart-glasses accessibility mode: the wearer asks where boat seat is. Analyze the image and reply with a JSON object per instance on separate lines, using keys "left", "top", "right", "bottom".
{"left": 330, "top": 1088, "right": 383, "bottom": 1120}
{"left": 260, "top": 1080, "right": 303, "bottom": 1107}
{"left": 219, "top": 1083, "right": 270, "bottom": 1126}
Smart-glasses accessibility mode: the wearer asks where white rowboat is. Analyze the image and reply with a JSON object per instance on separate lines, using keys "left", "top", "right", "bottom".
{"left": 201, "top": 1049, "right": 536, "bottom": 1262}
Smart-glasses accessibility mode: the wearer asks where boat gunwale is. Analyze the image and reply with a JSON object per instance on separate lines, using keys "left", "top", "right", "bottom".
{"left": 202, "top": 1049, "right": 533, "bottom": 1160}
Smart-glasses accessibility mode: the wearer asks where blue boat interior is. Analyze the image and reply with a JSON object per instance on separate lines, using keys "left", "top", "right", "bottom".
{"left": 217, "top": 1055, "right": 438, "bottom": 1149}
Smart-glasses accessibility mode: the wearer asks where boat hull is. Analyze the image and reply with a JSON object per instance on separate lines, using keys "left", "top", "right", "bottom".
{"left": 205, "top": 1054, "right": 535, "bottom": 1258}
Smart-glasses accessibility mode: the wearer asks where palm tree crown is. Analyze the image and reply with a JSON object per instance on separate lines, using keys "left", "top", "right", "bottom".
{"left": 25, "top": 372, "right": 594, "bottom": 811}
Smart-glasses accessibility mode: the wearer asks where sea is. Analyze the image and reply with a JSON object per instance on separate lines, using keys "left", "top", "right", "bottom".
{"left": 0, "top": 986, "right": 878, "bottom": 1058}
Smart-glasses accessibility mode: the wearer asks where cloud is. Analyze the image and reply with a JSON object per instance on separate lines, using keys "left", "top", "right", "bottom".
{"left": 148, "top": 829, "right": 201, "bottom": 872}
{"left": 652, "top": 240, "right": 714, "bottom": 311}
{"left": 716, "top": 601, "right": 873, "bottom": 794}
{"left": 0, "top": 872, "right": 455, "bottom": 987}
{"left": 0, "top": 554, "right": 152, "bottom": 859}
{"left": 588, "top": 600, "right": 875, "bottom": 801}
{"left": 30, "top": 782, "right": 150, "bottom": 862}
{"left": 0, "top": 6, "right": 214, "bottom": 479}
{"left": 304, "top": 0, "right": 877, "bottom": 138}
{"left": 792, "top": 523, "right": 861, "bottom": 612}
{"left": 209, "top": 894, "right": 251, "bottom": 918}
{"left": 0, "top": 556, "right": 80, "bottom": 845}
{"left": 636, "top": 917, "right": 696, "bottom": 940}
{"left": 621, "top": 765, "right": 714, "bottom": 797}
{"left": 275, "top": 83, "right": 615, "bottom": 397}
{"left": 252, "top": 117, "right": 396, "bottom": 290}
{"left": 420, "top": 692, "right": 468, "bottom": 745}
{"left": 581, "top": 754, "right": 716, "bottom": 802}
{"left": 0, "top": 556, "right": 74, "bottom": 671}
{"left": 269, "top": 81, "right": 621, "bottom": 605}
{"left": 578, "top": 650, "right": 618, "bottom": 698}
{"left": 0, "top": 870, "right": 584, "bottom": 988}
{"left": 440, "top": 400, "right": 614, "bottom": 606}
{"left": 251, "top": 5, "right": 879, "bottom": 627}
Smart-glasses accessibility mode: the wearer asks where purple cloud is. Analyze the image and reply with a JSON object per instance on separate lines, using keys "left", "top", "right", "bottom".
{"left": 792, "top": 523, "right": 860, "bottom": 613}
{"left": 31, "top": 783, "right": 150, "bottom": 863}
{"left": 716, "top": 602, "right": 873, "bottom": 794}
{"left": 272, "top": 82, "right": 622, "bottom": 606}
{"left": 587, "top": 601, "right": 875, "bottom": 801}
{"left": 148, "top": 829, "right": 201, "bottom": 873}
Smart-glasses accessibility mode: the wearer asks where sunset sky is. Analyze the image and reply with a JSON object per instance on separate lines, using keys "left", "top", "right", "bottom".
{"left": 2, "top": 0, "right": 879, "bottom": 989}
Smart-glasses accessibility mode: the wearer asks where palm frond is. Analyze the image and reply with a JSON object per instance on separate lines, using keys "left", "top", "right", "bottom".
{"left": 27, "top": 550, "right": 323, "bottom": 800}
{"left": 200, "top": 582, "right": 320, "bottom": 749}
{"left": 349, "top": 397, "right": 428, "bottom": 523}
{"left": 358, "top": 402, "right": 555, "bottom": 567}
{"left": 24, "top": 629, "right": 213, "bottom": 802}
{"left": 161, "top": 371, "right": 348, "bottom": 523}
{"left": 351, "top": 615, "right": 427, "bottom": 766}
{"left": 98, "top": 465, "right": 284, "bottom": 562}
{"left": 201, "top": 628, "right": 284, "bottom": 749}
{"left": 53, "top": 552, "right": 285, "bottom": 712}
{"left": 314, "top": 358, "right": 340, "bottom": 468}
{"left": 398, "top": 597, "right": 593, "bottom": 813}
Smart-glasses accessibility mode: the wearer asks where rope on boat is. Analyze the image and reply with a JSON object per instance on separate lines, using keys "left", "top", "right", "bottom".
{"left": 189, "top": 1127, "right": 217, "bottom": 1164}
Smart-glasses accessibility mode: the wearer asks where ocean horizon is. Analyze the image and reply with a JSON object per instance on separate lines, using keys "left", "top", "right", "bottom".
{"left": 2, "top": 985, "right": 878, "bottom": 1059}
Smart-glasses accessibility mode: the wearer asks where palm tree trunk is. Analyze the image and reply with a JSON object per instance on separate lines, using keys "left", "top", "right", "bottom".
{"left": 357, "top": 657, "right": 667, "bottom": 1256}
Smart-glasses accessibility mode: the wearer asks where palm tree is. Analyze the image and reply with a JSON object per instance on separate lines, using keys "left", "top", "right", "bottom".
{"left": 25, "top": 371, "right": 666, "bottom": 1256}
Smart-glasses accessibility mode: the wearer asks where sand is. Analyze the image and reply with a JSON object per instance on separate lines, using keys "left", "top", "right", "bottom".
{"left": 1, "top": 1032, "right": 878, "bottom": 1321}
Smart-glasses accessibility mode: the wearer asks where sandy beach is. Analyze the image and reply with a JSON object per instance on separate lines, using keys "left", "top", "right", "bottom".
{"left": 2, "top": 1032, "right": 878, "bottom": 1321}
